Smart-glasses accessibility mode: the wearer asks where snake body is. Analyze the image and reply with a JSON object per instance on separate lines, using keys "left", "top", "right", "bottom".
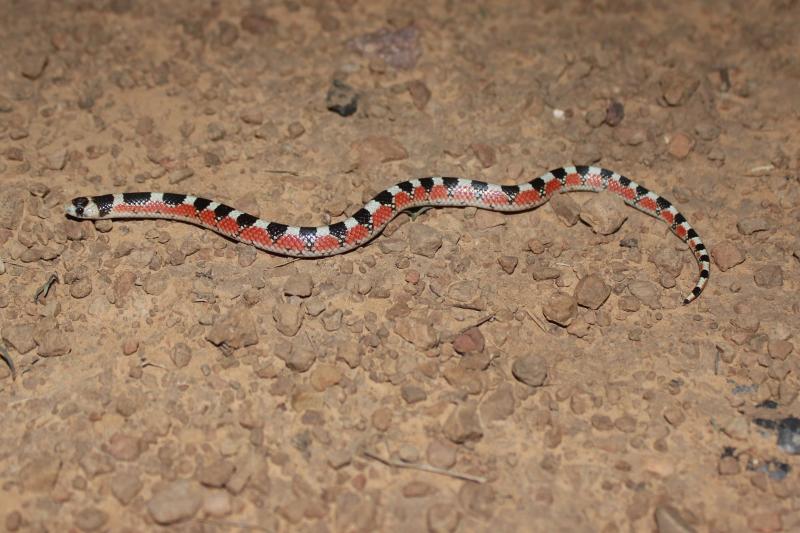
{"left": 66, "top": 165, "right": 710, "bottom": 304}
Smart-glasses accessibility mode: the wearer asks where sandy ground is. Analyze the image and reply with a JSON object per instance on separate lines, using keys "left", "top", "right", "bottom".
{"left": 1, "top": 0, "right": 799, "bottom": 531}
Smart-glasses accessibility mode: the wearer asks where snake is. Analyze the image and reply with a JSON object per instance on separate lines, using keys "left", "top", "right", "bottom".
{"left": 65, "top": 165, "right": 710, "bottom": 304}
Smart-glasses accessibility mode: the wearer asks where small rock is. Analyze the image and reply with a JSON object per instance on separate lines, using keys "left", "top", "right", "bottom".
{"left": 605, "top": 101, "right": 625, "bottom": 126}
{"left": 654, "top": 505, "right": 697, "bottom": 533}
{"left": 203, "top": 490, "right": 232, "bottom": 517}
{"left": 408, "top": 223, "right": 443, "bottom": 258}
{"left": 407, "top": 80, "right": 431, "bottom": 110}
{"left": 427, "top": 503, "right": 461, "bottom": 533}
{"left": 287, "top": 122, "right": 305, "bottom": 138}
{"left": 147, "top": 480, "right": 202, "bottom": 525}
{"left": 718, "top": 455, "right": 740, "bottom": 476}
{"left": 372, "top": 407, "right": 393, "bottom": 432}
{"left": 737, "top": 216, "right": 773, "bottom": 235}
{"left": 310, "top": 364, "right": 342, "bottom": 391}
{"left": 45, "top": 149, "right": 67, "bottom": 170}
{"left": 2, "top": 323, "right": 36, "bottom": 354}
{"left": 754, "top": 265, "right": 782, "bottom": 288}
{"left": 74, "top": 508, "right": 108, "bottom": 532}
{"left": 580, "top": 193, "right": 628, "bottom": 235}
{"left": 668, "top": 132, "right": 693, "bottom": 159}
{"left": 512, "top": 355, "right": 548, "bottom": 387}
{"left": 497, "top": 255, "right": 518, "bottom": 274}
{"left": 283, "top": 274, "right": 314, "bottom": 297}
{"left": 272, "top": 303, "right": 304, "bottom": 336}
{"left": 239, "top": 108, "right": 263, "bottom": 125}
{"left": 36, "top": 329, "right": 70, "bottom": 357}
{"left": 768, "top": 339, "right": 793, "bottom": 360}
{"left": 452, "top": 327, "right": 484, "bottom": 354}
{"left": 19, "top": 455, "right": 62, "bottom": 491}
{"left": 628, "top": 280, "right": 661, "bottom": 309}
{"left": 199, "top": 459, "right": 235, "bottom": 488}
{"left": 326, "top": 80, "right": 358, "bottom": 117}
{"left": 286, "top": 349, "right": 316, "bottom": 373}
{"left": 427, "top": 439, "right": 457, "bottom": 469}
{"left": 532, "top": 266, "right": 561, "bottom": 281}
{"left": 240, "top": 12, "right": 276, "bottom": 35}
{"left": 479, "top": 383, "right": 515, "bottom": 421}
{"left": 443, "top": 403, "right": 483, "bottom": 444}
{"left": 574, "top": 274, "right": 610, "bottom": 309}
{"left": 549, "top": 193, "right": 581, "bottom": 226}
{"left": 20, "top": 53, "right": 48, "bottom": 79}
{"left": 470, "top": 143, "right": 496, "bottom": 168}
{"left": 542, "top": 292, "right": 577, "bottom": 326}
{"left": 351, "top": 135, "right": 408, "bottom": 166}
{"left": 110, "top": 472, "right": 142, "bottom": 505}
{"left": 70, "top": 277, "right": 92, "bottom": 299}
{"left": 348, "top": 26, "right": 421, "bottom": 70}
{"left": 711, "top": 241, "right": 745, "bottom": 271}
{"left": 171, "top": 342, "right": 192, "bottom": 368}
{"left": 400, "top": 384, "right": 427, "bottom": 404}
{"left": 206, "top": 309, "right": 259, "bottom": 349}
{"left": 660, "top": 71, "right": 699, "bottom": 106}
{"left": 721, "top": 415, "right": 749, "bottom": 440}
{"left": 107, "top": 433, "right": 144, "bottom": 461}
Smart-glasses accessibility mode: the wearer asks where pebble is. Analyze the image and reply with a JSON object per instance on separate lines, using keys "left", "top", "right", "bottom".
{"left": 718, "top": 455, "right": 740, "bottom": 475}
{"left": 711, "top": 241, "right": 745, "bottom": 271}
{"left": 443, "top": 403, "right": 483, "bottom": 444}
{"left": 240, "top": 12, "right": 276, "bottom": 34}
{"left": 348, "top": 26, "right": 421, "bottom": 70}
{"left": 574, "top": 274, "right": 610, "bottom": 309}
{"left": 74, "top": 508, "right": 108, "bottom": 532}
{"left": 239, "top": 108, "right": 263, "bottom": 125}
{"left": 310, "top": 364, "right": 342, "bottom": 391}
{"left": 20, "top": 53, "right": 48, "bottom": 79}
{"left": 407, "top": 80, "right": 431, "bottom": 110}
{"left": 498, "top": 255, "right": 518, "bottom": 274}
{"left": 106, "top": 432, "right": 144, "bottom": 461}
{"left": 171, "top": 342, "right": 192, "bottom": 368}
{"left": 45, "top": 149, "right": 67, "bottom": 170}
{"left": 470, "top": 143, "right": 496, "bottom": 168}
{"left": 287, "top": 121, "right": 305, "bottom": 138}
{"left": 286, "top": 349, "right": 316, "bottom": 373}
{"left": 659, "top": 71, "right": 699, "bottom": 106}
{"left": 283, "top": 274, "right": 314, "bottom": 297}
{"left": 203, "top": 490, "right": 232, "bottom": 517}
{"left": 452, "top": 327, "right": 484, "bottom": 354}
{"left": 479, "top": 383, "right": 515, "bottom": 421}
{"left": 427, "top": 503, "right": 461, "bottom": 533}
{"left": 408, "top": 224, "right": 443, "bottom": 257}
{"left": 326, "top": 79, "right": 359, "bottom": 117}
{"left": 2, "top": 323, "right": 36, "bottom": 354}
{"left": 19, "top": 454, "right": 62, "bottom": 491}
{"left": 351, "top": 135, "right": 408, "bottom": 166}
{"left": 605, "top": 100, "right": 625, "bottom": 126}
{"left": 511, "top": 354, "right": 548, "bottom": 387}
{"left": 628, "top": 280, "right": 661, "bottom": 309}
{"left": 199, "top": 459, "right": 235, "bottom": 487}
{"left": 272, "top": 302, "right": 304, "bottom": 336}
{"left": 206, "top": 309, "right": 259, "bottom": 348}
{"left": 37, "top": 329, "right": 70, "bottom": 357}
{"left": 668, "top": 132, "right": 694, "bottom": 159}
{"left": 147, "top": 480, "right": 202, "bottom": 525}
{"left": 542, "top": 291, "right": 577, "bottom": 326}
{"left": 754, "top": 265, "right": 783, "bottom": 288}
{"left": 549, "top": 193, "right": 581, "bottom": 226}
{"left": 372, "top": 407, "right": 393, "bottom": 432}
{"left": 654, "top": 506, "right": 697, "bottom": 533}
{"left": 532, "top": 266, "right": 561, "bottom": 281}
{"left": 737, "top": 216, "right": 773, "bottom": 235}
{"left": 401, "top": 384, "right": 427, "bottom": 404}
{"left": 769, "top": 339, "right": 793, "bottom": 360}
{"left": 579, "top": 193, "right": 628, "bottom": 235}
{"left": 109, "top": 472, "right": 142, "bottom": 505}
{"left": 69, "top": 277, "right": 92, "bottom": 299}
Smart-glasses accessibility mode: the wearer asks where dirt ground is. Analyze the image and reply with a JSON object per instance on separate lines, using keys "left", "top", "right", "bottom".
{"left": 1, "top": 0, "right": 799, "bottom": 531}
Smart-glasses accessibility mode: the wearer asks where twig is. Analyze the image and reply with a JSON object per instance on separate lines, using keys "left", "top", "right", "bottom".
{"left": 363, "top": 450, "right": 486, "bottom": 484}
{"left": 265, "top": 169, "right": 299, "bottom": 176}
{"left": 266, "top": 258, "right": 300, "bottom": 269}
{"left": 0, "top": 345, "right": 15, "bottom": 381}
{"left": 195, "top": 519, "right": 271, "bottom": 532}
{"left": 33, "top": 273, "right": 59, "bottom": 303}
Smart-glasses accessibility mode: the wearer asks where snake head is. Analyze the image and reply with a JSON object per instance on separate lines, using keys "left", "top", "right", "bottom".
{"left": 65, "top": 196, "right": 100, "bottom": 219}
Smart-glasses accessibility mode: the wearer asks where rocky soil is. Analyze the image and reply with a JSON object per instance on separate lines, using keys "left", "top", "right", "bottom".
{"left": 0, "top": 0, "right": 799, "bottom": 531}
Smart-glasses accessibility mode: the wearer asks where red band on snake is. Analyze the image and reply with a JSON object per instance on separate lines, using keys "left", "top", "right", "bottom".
{"left": 65, "top": 166, "right": 710, "bottom": 304}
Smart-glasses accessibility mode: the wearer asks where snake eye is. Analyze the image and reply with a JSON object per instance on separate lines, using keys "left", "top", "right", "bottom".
{"left": 72, "top": 197, "right": 89, "bottom": 217}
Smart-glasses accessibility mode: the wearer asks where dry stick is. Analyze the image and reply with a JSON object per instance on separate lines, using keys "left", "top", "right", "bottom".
{"left": 33, "top": 273, "right": 59, "bottom": 303}
{"left": 363, "top": 450, "right": 486, "bottom": 484}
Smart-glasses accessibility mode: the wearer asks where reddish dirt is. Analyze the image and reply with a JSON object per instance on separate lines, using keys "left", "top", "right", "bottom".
{"left": 1, "top": 1, "right": 799, "bottom": 531}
